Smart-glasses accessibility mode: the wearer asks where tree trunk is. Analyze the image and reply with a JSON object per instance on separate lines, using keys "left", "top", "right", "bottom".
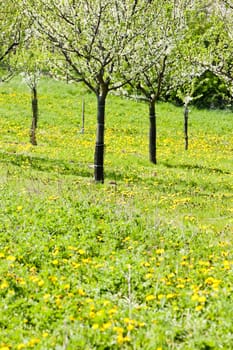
{"left": 184, "top": 102, "right": 189, "bottom": 150}
{"left": 30, "top": 86, "right": 38, "bottom": 146}
{"left": 94, "top": 94, "right": 106, "bottom": 183}
{"left": 81, "top": 98, "right": 85, "bottom": 134}
{"left": 149, "top": 99, "right": 156, "bottom": 164}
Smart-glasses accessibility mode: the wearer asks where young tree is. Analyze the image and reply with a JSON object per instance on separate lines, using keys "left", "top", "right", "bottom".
{"left": 174, "top": 77, "right": 203, "bottom": 150}
{"left": 124, "top": 0, "right": 192, "bottom": 164}
{"left": 16, "top": 35, "right": 49, "bottom": 146}
{"left": 21, "top": 70, "right": 40, "bottom": 146}
{"left": 163, "top": 0, "right": 222, "bottom": 151}
{"left": 24, "top": 0, "right": 155, "bottom": 183}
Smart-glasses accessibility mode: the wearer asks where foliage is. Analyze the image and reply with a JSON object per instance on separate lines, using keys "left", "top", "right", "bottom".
{"left": 173, "top": 0, "right": 233, "bottom": 108}
{"left": 0, "top": 0, "right": 26, "bottom": 81}
{"left": 22, "top": 0, "right": 158, "bottom": 182}
{"left": 165, "top": 70, "right": 233, "bottom": 109}
{"left": 0, "top": 78, "right": 233, "bottom": 349}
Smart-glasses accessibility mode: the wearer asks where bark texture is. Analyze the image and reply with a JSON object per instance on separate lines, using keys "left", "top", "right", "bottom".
{"left": 94, "top": 95, "right": 106, "bottom": 183}
{"left": 30, "top": 86, "right": 38, "bottom": 146}
{"left": 149, "top": 99, "right": 156, "bottom": 164}
{"left": 184, "top": 103, "right": 189, "bottom": 150}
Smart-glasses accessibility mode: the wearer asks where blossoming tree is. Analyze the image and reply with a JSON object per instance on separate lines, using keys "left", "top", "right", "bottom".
{"left": 24, "top": 0, "right": 160, "bottom": 182}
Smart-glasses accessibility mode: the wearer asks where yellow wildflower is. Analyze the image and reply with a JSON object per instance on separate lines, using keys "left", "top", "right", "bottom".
{"left": 0, "top": 281, "right": 9, "bottom": 289}
{"left": 145, "top": 295, "right": 155, "bottom": 301}
{"left": 6, "top": 255, "right": 16, "bottom": 262}
{"left": 117, "top": 334, "right": 130, "bottom": 344}
{"left": 92, "top": 324, "right": 99, "bottom": 330}
{"left": 195, "top": 304, "right": 204, "bottom": 311}
{"left": 77, "top": 288, "right": 86, "bottom": 296}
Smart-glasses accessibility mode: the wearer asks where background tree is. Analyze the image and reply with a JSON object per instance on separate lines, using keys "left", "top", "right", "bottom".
{"left": 213, "top": 0, "right": 233, "bottom": 95}
{"left": 16, "top": 34, "right": 50, "bottom": 145}
{"left": 180, "top": 0, "right": 233, "bottom": 106}
{"left": 124, "top": 0, "right": 193, "bottom": 164}
{"left": 0, "top": 0, "right": 23, "bottom": 80}
{"left": 24, "top": 0, "right": 155, "bottom": 183}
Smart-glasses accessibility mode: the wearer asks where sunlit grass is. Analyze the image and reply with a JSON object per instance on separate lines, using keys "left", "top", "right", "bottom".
{"left": 0, "top": 77, "right": 232, "bottom": 349}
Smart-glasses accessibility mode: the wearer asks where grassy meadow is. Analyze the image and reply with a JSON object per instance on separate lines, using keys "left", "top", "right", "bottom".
{"left": 0, "top": 77, "right": 233, "bottom": 350}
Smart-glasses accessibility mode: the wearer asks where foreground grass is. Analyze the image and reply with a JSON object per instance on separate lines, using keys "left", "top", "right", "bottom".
{"left": 0, "top": 78, "right": 233, "bottom": 349}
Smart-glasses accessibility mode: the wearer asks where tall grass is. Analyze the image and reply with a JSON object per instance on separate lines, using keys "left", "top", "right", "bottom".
{"left": 0, "top": 77, "right": 232, "bottom": 349}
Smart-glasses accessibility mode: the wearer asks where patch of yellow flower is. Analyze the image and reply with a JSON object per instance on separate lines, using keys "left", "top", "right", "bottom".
{"left": 145, "top": 294, "right": 156, "bottom": 302}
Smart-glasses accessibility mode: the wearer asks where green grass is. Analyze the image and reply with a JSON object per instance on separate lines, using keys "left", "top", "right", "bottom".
{"left": 0, "top": 77, "right": 233, "bottom": 350}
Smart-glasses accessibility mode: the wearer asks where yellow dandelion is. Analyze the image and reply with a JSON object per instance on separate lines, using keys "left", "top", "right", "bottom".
{"left": 127, "top": 324, "right": 134, "bottom": 331}
{"left": 117, "top": 334, "right": 130, "bottom": 344}
{"left": 223, "top": 260, "right": 231, "bottom": 270}
{"left": 71, "top": 262, "right": 80, "bottom": 269}
{"left": 63, "top": 283, "right": 70, "bottom": 290}
{"left": 113, "top": 326, "right": 124, "bottom": 334}
{"left": 108, "top": 307, "right": 118, "bottom": 315}
{"left": 89, "top": 310, "right": 95, "bottom": 318}
{"left": 77, "top": 288, "right": 86, "bottom": 296}
{"left": 28, "top": 338, "right": 40, "bottom": 347}
{"left": 198, "top": 296, "right": 206, "bottom": 303}
{"left": 167, "top": 293, "right": 176, "bottom": 299}
{"left": 92, "top": 324, "right": 99, "bottom": 330}
{"left": 156, "top": 248, "right": 165, "bottom": 254}
{"left": 43, "top": 294, "right": 50, "bottom": 301}
{"left": 157, "top": 294, "right": 164, "bottom": 300}
{"left": 49, "top": 275, "right": 58, "bottom": 283}
{"left": 55, "top": 298, "right": 62, "bottom": 308}
{"left": 145, "top": 294, "right": 155, "bottom": 301}
{"left": 37, "top": 280, "right": 44, "bottom": 287}
{"left": 0, "top": 281, "right": 9, "bottom": 289}
{"left": 42, "top": 332, "right": 49, "bottom": 338}
{"left": 6, "top": 255, "right": 16, "bottom": 262}
{"left": 68, "top": 246, "right": 78, "bottom": 251}
{"left": 52, "top": 259, "right": 59, "bottom": 265}
{"left": 138, "top": 322, "right": 145, "bottom": 327}
{"left": 195, "top": 304, "right": 204, "bottom": 311}
{"left": 191, "top": 294, "right": 199, "bottom": 302}
{"left": 17, "top": 344, "right": 26, "bottom": 350}
{"left": 101, "top": 322, "right": 112, "bottom": 331}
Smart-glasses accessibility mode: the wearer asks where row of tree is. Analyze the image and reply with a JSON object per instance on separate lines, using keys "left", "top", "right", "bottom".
{"left": 1, "top": 0, "right": 233, "bottom": 183}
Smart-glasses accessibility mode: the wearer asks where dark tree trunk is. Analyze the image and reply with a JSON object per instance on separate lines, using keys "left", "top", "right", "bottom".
{"left": 94, "top": 94, "right": 106, "bottom": 183}
{"left": 149, "top": 98, "right": 156, "bottom": 164}
{"left": 184, "top": 102, "right": 189, "bottom": 150}
{"left": 81, "top": 98, "right": 85, "bottom": 134}
{"left": 30, "top": 86, "right": 38, "bottom": 146}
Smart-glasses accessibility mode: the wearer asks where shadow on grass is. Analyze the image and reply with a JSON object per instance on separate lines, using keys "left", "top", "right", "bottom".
{"left": 2, "top": 151, "right": 229, "bottom": 184}
{"left": 162, "top": 161, "right": 231, "bottom": 175}
{"left": 0, "top": 151, "right": 92, "bottom": 178}
{"left": 0, "top": 151, "right": 129, "bottom": 181}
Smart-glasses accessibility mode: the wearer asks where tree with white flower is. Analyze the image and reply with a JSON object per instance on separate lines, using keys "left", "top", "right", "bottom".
{"left": 23, "top": 0, "right": 163, "bottom": 182}
{"left": 0, "top": 1, "right": 23, "bottom": 80}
